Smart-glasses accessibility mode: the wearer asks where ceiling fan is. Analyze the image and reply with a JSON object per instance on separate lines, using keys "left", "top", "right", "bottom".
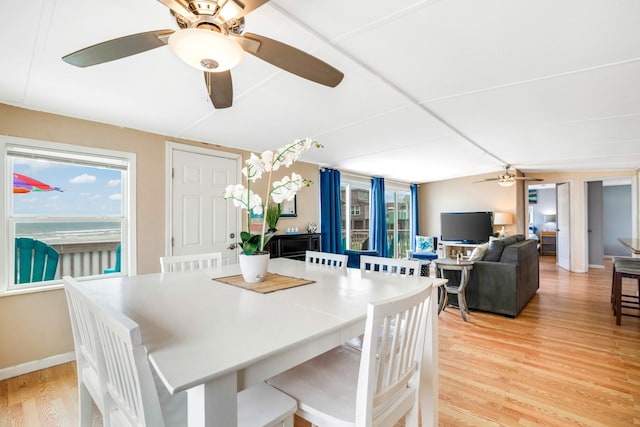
{"left": 474, "top": 165, "right": 543, "bottom": 187}
{"left": 61, "top": 0, "right": 344, "bottom": 109}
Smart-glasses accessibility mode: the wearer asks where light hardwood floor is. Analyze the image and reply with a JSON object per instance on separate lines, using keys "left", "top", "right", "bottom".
{"left": 1, "top": 257, "right": 639, "bottom": 426}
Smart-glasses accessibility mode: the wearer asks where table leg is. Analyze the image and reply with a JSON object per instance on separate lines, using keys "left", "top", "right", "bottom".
{"left": 187, "top": 371, "right": 237, "bottom": 427}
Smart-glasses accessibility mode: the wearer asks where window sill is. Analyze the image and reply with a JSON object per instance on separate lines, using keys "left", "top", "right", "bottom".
{"left": 0, "top": 282, "right": 65, "bottom": 297}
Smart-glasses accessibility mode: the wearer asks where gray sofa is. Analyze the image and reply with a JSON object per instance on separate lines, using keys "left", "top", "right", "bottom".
{"left": 445, "top": 235, "right": 540, "bottom": 317}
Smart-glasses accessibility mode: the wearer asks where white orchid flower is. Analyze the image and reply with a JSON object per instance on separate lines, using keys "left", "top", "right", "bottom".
{"left": 223, "top": 137, "right": 320, "bottom": 253}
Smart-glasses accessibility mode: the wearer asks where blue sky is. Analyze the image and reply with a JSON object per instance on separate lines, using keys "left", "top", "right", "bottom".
{"left": 12, "top": 158, "right": 122, "bottom": 216}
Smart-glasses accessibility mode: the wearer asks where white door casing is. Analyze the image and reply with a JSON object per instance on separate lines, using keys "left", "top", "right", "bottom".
{"left": 556, "top": 182, "right": 571, "bottom": 271}
{"left": 167, "top": 143, "right": 240, "bottom": 265}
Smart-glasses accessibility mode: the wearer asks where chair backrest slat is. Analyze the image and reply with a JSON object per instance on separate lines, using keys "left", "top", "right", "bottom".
{"left": 356, "top": 282, "right": 433, "bottom": 424}
{"left": 360, "top": 255, "right": 420, "bottom": 278}
{"left": 160, "top": 252, "right": 222, "bottom": 272}
{"left": 305, "top": 251, "right": 348, "bottom": 269}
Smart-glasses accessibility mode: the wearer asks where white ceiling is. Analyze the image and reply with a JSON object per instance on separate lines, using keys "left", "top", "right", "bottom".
{"left": 1, "top": 0, "right": 640, "bottom": 183}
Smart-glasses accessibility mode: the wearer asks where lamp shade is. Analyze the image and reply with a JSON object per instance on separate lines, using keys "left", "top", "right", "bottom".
{"left": 494, "top": 212, "right": 513, "bottom": 226}
{"left": 168, "top": 28, "right": 244, "bottom": 72}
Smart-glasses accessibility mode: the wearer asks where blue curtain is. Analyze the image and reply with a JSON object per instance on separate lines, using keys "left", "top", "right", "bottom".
{"left": 410, "top": 184, "right": 419, "bottom": 251}
{"left": 320, "top": 168, "right": 343, "bottom": 254}
{"left": 370, "top": 177, "right": 388, "bottom": 257}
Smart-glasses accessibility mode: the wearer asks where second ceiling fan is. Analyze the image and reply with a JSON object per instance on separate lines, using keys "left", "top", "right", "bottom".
{"left": 474, "top": 165, "right": 543, "bottom": 187}
{"left": 62, "top": 0, "right": 344, "bottom": 109}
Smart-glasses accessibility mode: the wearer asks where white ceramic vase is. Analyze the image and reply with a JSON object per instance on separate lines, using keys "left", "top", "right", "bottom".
{"left": 238, "top": 252, "right": 269, "bottom": 283}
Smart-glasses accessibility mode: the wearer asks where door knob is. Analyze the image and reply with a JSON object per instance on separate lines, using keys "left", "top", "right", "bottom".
{"left": 227, "top": 243, "right": 236, "bottom": 250}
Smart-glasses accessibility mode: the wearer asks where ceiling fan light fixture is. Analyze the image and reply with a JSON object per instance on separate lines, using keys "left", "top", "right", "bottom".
{"left": 498, "top": 176, "right": 515, "bottom": 187}
{"left": 168, "top": 28, "right": 243, "bottom": 72}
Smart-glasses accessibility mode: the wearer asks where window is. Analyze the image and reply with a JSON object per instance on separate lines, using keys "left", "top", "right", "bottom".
{"left": 341, "top": 177, "right": 412, "bottom": 257}
{"left": 386, "top": 187, "right": 411, "bottom": 258}
{"left": 341, "top": 179, "right": 370, "bottom": 250}
{"left": 1, "top": 136, "right": 136, "bottom": 292}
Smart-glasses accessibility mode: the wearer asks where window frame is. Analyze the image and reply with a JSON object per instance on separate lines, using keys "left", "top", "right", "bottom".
{"left": 1, "top": 135, "right": 137, "bottom": 294}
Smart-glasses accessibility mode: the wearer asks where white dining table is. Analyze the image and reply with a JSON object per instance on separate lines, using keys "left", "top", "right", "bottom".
{"left": 76, "top": 258, "right": 444, "bottom": 427}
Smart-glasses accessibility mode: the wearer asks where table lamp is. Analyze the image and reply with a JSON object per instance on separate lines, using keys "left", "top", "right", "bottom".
{"left": 494, "top": 212, "right": 513, "bottom": 238}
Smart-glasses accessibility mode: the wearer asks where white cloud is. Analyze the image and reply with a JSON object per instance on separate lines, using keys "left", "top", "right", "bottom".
{"left": 109, "top": 194, "right": 122, "bottom": 200}
{"left": 70, "top": 173, "right": 96, "bottom": 184}
{"left": 13, "top": 158, "right": 59, "bottom": 171}
{"left": 89, "top": 195, "right": 101, "bottom": 200}
{"left": 108, "top": 179, "right": 121, "bottom": 187}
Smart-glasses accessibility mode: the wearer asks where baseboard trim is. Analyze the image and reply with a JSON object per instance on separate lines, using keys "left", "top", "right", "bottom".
{"left": 589, "top": 264, "right": 605, "bottom": 270}
{"left": 0, "top": 352, "right": 75, "bottom": 381}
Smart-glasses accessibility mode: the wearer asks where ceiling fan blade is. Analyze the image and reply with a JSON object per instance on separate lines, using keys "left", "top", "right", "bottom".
{"left": 204, "top": 71, "right": 233, "bottom": 109}
{"left": 239, "top": 33, "right": 344, "bottom": 87}
{"left": 473, "top": 178, "right": 499, "bottom": 183}
{"left": 62, "top": 30, "right": 174, "bottom": 67}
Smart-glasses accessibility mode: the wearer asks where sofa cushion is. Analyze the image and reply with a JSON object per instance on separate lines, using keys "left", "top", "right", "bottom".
{"left": 415, "top": 235, "right": 435, "bottom": 252}
{"left": 501, "top": 234, "right": 525, "bottom": 246}
{"left": 469, "top": 242, "right": 489, "bottom": 261}
{"left": 483, "top": 239, "right": 505, "bottom": 261}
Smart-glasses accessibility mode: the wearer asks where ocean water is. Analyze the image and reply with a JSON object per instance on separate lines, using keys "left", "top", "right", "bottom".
{"left": 16, "top": 221, "right": 121, "bottom": 244}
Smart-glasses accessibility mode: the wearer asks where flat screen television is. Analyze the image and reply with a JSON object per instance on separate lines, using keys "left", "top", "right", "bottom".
{"left": 440, "top": 211, "right": 493, "bottom": 243}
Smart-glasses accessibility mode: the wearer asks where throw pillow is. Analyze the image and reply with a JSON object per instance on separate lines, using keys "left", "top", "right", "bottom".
{"left": 469, "top": 242, "right": 489, "bottom": 261}
{"left": 483, "top": 239, "right": 505, "bottom": 262}
{"left": 415, "top": 235, "right": 434, "bottom": 252}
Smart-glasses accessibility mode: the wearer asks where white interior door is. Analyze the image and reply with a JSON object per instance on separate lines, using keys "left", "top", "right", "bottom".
{"left": 170, "top": 145, "right": 239, "bottom": 265}
{"left": 556, "top": 182, "right": 571, "bottom": 271}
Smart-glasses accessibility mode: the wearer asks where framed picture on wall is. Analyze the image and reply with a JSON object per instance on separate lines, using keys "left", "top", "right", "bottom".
{"left": 280, "top": 196, "right": 297, "bottom": 217}
{"left": 528, "top": 189, "right": 538, "bottom": 204}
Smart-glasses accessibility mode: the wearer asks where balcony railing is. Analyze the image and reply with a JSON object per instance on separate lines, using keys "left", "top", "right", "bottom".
{"left": 49, "top": 241, "right": 120, "bottom": 278}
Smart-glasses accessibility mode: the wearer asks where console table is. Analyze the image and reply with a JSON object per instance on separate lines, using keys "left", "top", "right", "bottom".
{"left": 267, "top": 233, "right": 321, "bottom": 260}
{"left": 440, "top": 241, "right": 485, "bottom": 259}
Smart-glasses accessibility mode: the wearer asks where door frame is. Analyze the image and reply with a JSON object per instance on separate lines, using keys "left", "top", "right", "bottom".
{"left": 164, "top": 142, "right": 242, "bottom": 257}
{"left": 582, "top": 174, "right": 638, "bottom": 267}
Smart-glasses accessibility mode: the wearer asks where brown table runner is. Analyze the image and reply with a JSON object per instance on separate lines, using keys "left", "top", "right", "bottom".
{"left": 213, "top": 273, "right": 315, "bottom": 294}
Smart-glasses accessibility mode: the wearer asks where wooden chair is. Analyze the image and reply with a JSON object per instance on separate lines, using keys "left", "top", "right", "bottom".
{"left": 268, "top": 283, "right": 434, "bottom": 426}
{"left": 360, "top": 255, "right": 421, "bottom": 278}
{"left": 305, "top": 250, "right": 348, "bottom": 269}
{"left": 159, "top": 252, "right": 222, "bottom": 272}
{"left": 611, "top": 256, "right": 640, "bottom": 325}
{"left": 63, "top": 276, "right": 110, "bottom": 427}
{"left": 15, "top": 237, "right": 59, "bottom": 283}
{"left": 68, "top": 277, "right": 297, "bottom": 427}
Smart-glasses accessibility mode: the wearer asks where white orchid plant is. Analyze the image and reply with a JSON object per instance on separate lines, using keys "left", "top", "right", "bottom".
{"left": 224, "top": 137, "right": 321, "bottom": 255}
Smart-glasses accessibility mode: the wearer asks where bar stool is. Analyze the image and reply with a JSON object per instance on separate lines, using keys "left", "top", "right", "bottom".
{"left": 611, "top": 257, "right": 640, "bottom": 325}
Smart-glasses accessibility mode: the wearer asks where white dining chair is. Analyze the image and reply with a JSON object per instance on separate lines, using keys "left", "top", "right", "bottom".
{"left": 159, "top": 252, "right": 222, "bottom": 272}
{"left": 63, "top": 276, "right": 110, "bottom": 427}
{"left": 268, "top": 283, "right": 433, "bottom": 426}
{"left": 73, "top": 282, "right": 297, "bottom": 427}
{"left": 305, "top": 250, "right": 348, "bottom": 269}
{"left": 360, "top": 255, "right": 421, "bottom": 277}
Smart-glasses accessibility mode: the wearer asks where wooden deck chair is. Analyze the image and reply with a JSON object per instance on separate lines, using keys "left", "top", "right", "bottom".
{"left": 15, "top": 237, "right": 59, "bottom": 283}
